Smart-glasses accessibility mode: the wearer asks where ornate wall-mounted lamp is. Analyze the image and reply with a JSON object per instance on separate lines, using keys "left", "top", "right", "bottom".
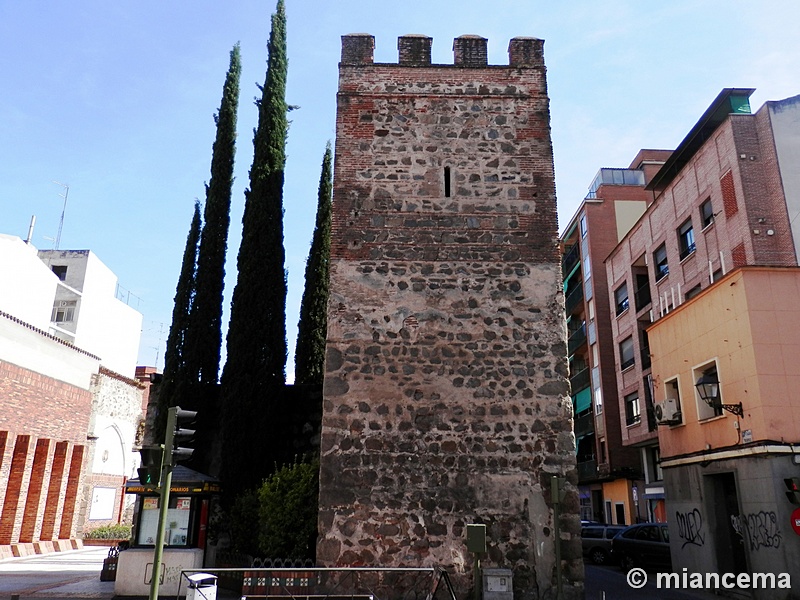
{"left": 695, "top": 370, "right": 743, "bottom": 417}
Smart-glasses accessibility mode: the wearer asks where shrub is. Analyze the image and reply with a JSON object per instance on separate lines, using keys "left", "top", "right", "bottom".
{"left": 257, "top": 458, "right": 319, "bottom": 559}
{"left": 84, "top": 524, "right": 132, "bottom": 540}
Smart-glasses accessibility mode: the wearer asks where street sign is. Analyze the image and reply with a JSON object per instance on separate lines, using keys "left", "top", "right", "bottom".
{"left": 791, "top": 508, "right": 800, "bottom": 536}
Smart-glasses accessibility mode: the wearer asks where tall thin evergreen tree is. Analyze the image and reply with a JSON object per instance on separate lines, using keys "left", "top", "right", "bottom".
{"left": 294, "top": 143, "right": 332, "bottom": 385}
{"left": 219, "top": 0, "right": 288, "bottom": 495}
{"left": 186, "top": 44, "right": 242, "bottom": 386}
{"left": 155, "top": 201, "right": 201, "bottom": 439}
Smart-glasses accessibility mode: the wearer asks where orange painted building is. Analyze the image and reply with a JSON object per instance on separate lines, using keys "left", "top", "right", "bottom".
{"left": 648, "top": 267, "right": 800, "bottom": 596}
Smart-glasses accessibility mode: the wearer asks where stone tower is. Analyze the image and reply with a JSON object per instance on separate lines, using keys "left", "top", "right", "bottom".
{"left": 317, "top": 34, "right": 582, "bottom": 599}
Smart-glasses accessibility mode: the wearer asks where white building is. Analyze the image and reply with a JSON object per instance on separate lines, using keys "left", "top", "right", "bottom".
{"left": 37, "top": 249, "right": 142, "bottom": 378}
{"left": 0, "top": 234, "right": 146, "bottom": 552}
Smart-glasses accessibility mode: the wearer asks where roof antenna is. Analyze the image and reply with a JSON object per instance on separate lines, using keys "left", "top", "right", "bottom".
{"left": 25, "top": 215, "right": 36, "bottom": 244}
{"left": 52, "top": 181, "right": 69, "bottom": 249}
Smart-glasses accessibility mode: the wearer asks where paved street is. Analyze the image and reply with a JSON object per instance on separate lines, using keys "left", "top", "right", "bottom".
{"left": 585, "top": 564, "right": 728, "bottom": 600}
{"left": 0, "top": 550, "right": 739, "bottom": 600}
{"left": 0, "top": 547, "right": 114, "bottom": 598}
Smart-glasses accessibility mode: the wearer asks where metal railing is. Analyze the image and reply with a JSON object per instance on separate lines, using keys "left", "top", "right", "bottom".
{"left": 181, "top": 566, "right": 459, "bottom": 600}
{"left": 567, "top": 324, "right": 587, "bottom": 355}
{"left": 570, "top": 368, "right": 590, "bottom": 393}
{"left": 577, "top": 459, "right": 598, "bottom": 482}
{"left": 565, "top": 284, "right": 584, "bottom": 314}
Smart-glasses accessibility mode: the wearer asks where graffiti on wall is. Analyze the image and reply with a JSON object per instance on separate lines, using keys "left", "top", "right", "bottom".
{"left": 676, "top": 508, "right": 705, "bottom": 548}
{"left": 731, "top": 512, "right": 781, "bottom": 551}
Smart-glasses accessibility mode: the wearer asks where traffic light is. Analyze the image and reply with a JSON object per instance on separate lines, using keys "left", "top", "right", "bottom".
{"left": 166, "top": 406, "right": 197, "bottom": 465}
{"left": 138, "top": 445, "right": 163, "bottom": 487}
{"left": 785, "top": 478, "right": 800, "bottom": 505}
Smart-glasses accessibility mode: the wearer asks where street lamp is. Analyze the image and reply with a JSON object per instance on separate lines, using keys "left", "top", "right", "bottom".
{"left": 695, "top": 370, "right": 743, "bottom": 417}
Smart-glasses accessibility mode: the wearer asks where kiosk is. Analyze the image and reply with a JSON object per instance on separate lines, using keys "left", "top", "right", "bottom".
{"left": 114, "top": 467, "right": 221, "bottom": 597}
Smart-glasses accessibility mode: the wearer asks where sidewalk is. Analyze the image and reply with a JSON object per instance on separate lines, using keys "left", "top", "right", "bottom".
{"left": 0, "top": 547, "right": 115, "bottom": 598}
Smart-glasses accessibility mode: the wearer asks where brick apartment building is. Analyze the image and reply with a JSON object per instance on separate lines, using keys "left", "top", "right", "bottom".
{"left": 605, "top": 89, "right": 800, "bottom": 591}
{"left": 317, "top": 34, "right": 582, "bottom": 599}
{"left": 560, "top": 149, "right": 671, "bottom": 526}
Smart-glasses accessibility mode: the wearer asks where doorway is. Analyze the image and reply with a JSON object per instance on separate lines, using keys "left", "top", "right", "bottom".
{"left": 705, "top": 472, "right": 748, "bottom": 574}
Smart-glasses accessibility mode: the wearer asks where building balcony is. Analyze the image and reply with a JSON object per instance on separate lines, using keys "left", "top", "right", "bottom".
{"left": 577, "top": 459, "right": 598, "bottom": 482}
{"left": 574, "top": 411, "right": 595, "bottom": 439}
{"left": 634, "top": 282, "right": 651, "bottom": 313}
{"left": 568, "top": 323, "right": 587, "bottom": 355}
{"left": 565, "top": 284, "right": 584, "bottom": 315}
{"left": 562, "top": 243, "right": 580, "bottom": 278}
{"left": 570, "top": 368, "right": 590, "bottom": 394}
{"left": 640, "top": 346, "right": 651, "bottom": 370}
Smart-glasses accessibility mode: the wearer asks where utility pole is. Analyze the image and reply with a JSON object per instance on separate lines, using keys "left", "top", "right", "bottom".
{"left": 145, "top": 406, "right": 196, "bottom": 600}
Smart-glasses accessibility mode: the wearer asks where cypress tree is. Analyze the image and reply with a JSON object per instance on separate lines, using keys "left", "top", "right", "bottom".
{"left": 294, "top": 143, "right": 332, "bottom": 385}
{"left": 219, "top": 0, "right": 288, "bottom": 495}
{"left": 186, "top": 44, "right": 242, "bottom": 386}
{"left": 155, "top": 201, "right": 201, "bottom": 440}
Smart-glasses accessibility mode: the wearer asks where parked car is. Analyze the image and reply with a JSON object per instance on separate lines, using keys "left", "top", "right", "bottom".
{"left": 611, "top": 523, "right": 672, "bottom": 571}
{"left": 581, "top": 524, "right": 626, "bottom": 565}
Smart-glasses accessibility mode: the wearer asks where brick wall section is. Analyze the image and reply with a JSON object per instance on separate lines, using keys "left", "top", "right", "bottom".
{"left": 721, "top": 170, "right": 738, "bottom": 218}
{"left": 0, "top": 360, "right": 93, "bottom": 441}
{"left": 40, "top": 441, "right": 69, "bottom": 540}
{"left": 318, "top": 36, "right": 581, "bottom": 600}
{"left": 19, "top": 438, "right": 51, "bottom": 542}
{"left": 0, "top": 435, "right": 31, "bottom": 544}
{"left": 58, "top": 445, "right": 85, "bottom": 539}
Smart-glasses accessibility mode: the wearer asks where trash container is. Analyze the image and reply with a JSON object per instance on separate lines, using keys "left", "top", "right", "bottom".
{"left": 100, "top": 545, "right": 120, "bottom": 581}
{"left": 185, "top": 573, "right": 217, "bottom": 600}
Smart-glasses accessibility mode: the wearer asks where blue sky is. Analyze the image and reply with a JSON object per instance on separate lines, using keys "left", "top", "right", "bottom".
{"left": 1, "top": 1, "right": 798, "bottom": 379}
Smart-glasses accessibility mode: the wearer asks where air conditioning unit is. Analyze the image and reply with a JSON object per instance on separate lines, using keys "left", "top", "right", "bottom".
{"left": 655, "top": 398, "right": 681, "bottom": 425}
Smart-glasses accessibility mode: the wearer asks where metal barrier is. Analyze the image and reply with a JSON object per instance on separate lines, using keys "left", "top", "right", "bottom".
{"left": 181, "top": 566, "right": 459, "bottom": 600}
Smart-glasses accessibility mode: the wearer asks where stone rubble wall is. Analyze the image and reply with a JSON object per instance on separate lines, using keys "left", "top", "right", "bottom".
{"left": 318, "top": 35, "right": 583, "bottom": 600}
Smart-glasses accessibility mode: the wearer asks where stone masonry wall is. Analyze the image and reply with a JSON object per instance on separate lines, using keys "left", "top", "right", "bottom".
{"left": 317, "top": 36, "right": 582, "bottom": 600}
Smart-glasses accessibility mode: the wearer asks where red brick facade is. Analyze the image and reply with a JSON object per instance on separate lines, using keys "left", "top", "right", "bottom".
{"left": 0, "top": 358, "right": 92, "bottom": 558}
{"left": 607, "top": 92, "right": 799, "bottom": 451}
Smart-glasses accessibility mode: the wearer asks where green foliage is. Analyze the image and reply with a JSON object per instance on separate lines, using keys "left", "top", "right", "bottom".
{"left": 220, "top": 0, "right": 289, "bottom": 497}
{"left": 228, "top": 488, "right": 261, "bottom": 556}
{"left": 156, "top": 201, "right": 201, "bottom": 440}
{"left": 187, "top": 44, "right": 242, "bottom": 387}
{"left": 257, "top": 458, "right": 319, "bottom": 559}
{"left": 83, "top": 524, "right": 132, "bottom": 540}
{"left": 295, "top": 142, "right": 332, "bottom": 385}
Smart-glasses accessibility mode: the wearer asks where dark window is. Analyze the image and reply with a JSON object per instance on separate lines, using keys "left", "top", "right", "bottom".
{"left": 444, "top": 166, "right": 451, "bottom": 197}
{"left": 678, "top": 219, "right": 695, "bottom": 260}
{"left": 582, "top": 527, "right": 603, "bottom": 539}
{"left": 654, "top": 244, "right": 669, "bottom": 281}
{"left": 634, "top": 273, "right": 651, "bottom": 311}
{"left": 620, "top": 337, "right": 635, "bottom": 370}
{"left": 685, "top": 284, "right": 702, "bottom": 300}
{"left": 701, "top": 198, "right": 714, "bottom": 228}
{"left": 615, "top": 504, "right": 626, "bottom": 526}
{"left": 712, "top": 269, "right": 723, "bottom": 283}
{"left": 580, "top": 214, "right": 588, "bottom": 238}
{"left": 614, "top": 282, "right": 629, "bottom": 316}
{"left": 635, "top": 526, "right": 660, "bottom": 542}
{"left": 52, "top": 265, "right": 68, "bottom": 281}
{"left": 625, "top": 392, "right": 640, "bottom": 425}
